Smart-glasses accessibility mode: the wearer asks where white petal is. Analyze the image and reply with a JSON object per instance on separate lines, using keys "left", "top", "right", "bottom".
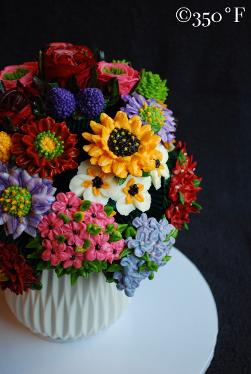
{"left": 101, "top": 175, "right": 121, "bottom": 200}
{"left": 157, "top": 143, "right": 169, "bottom": 163}
{"left": 77, "top": 160, "right": 92, "bottom": 175}
{"left": 161, "top": 164, "right": 170, "bottom": 179}
{"left": 116, "top": 197, "right": 135, "bottom": 216}
{"left": 83, "top": 188, "right": 109, "bottom": 204}
{"left": 69, "top": 174, "right": 91, "bottom": 196}
{"left": 150, "top": 170, "right": 161, "bottom": 190}
{"left": 134, "top": 191, "right": 151, "bottom": 212}
{"left": 130, "top": 176, "right": 152, "bottom": 191}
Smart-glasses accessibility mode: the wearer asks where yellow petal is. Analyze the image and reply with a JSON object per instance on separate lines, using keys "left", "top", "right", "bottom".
{"left": 135, "top": 193, "right": 144, "bottom": 202}
{"left": 89, "top": 146, "right": 104, "bottom": 157}
{"left": 83, "top": 180, "right": 92, "bottom": 188}
{"left": 112, "top": 161, "right": 128, "bottom": 178}
{"left": 98, "top": 155, "right": 113, "bottom": 166}
{"left": 114, "top": 111, "right": 129, "bottom": 129}
{"left": 90, "top": 122, "right": 103, "bottom": 134}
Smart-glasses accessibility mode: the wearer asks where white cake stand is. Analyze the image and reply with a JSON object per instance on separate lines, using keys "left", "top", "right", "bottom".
{"left": 0, "top": 248, "right": 218, "bottom": 374}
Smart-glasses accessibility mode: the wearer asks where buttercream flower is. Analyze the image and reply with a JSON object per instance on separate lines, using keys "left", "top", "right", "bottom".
{"left": 83, "top": 111, "right": 161, "bottom": 179}
{"left": 106, "top": 239, "right": 125, "bottom": 264}
{"left": 52, "top": 192, "right": 81, "bottom": 216}
{"left": 69, "top": 161, "right": 119, "bottom": 205}
{"left": 0, "top": 86, "right": 33, "bottom": 129}
{"left": 38, "top": 212, "right": 64, "bottom": 240}
{"left": 64, "top": 221, "right": 87, "bottom": 246}
{"left": 150, "top": 144, "right": 169, "bottom": 190}
{"left": 121, "top": 92, "right": 176, "bottom": 146}
{"left": 84, "top": 203, "right": 115, "bottom": 228}
{"left": 97, "top": 61, "right": 139, "bottom": 95}
{"left": 0, "top": 241, "right": 38, "bottom": 295}
{"left": 62, "top": 247, "right": 84, "bottom": 269}
{"left": 135, "top": 70, "right": 168, "bottom": 101}
{"left": 0, "top": 131, "right": 12, "bottom": 162}
{"left": 43, "top": 42, "right": 95, "bottom": 87}
{"left": 41, "top": 239, "right": 68, "bottom": 266}
{"left": 113, "top": 176, "right": 151, "bottom": 216}
{"left": 0, "top": 165, "right": 56, "bottom": 238}
{"left": 11, "top": 117, "right": 79, "bottom": 179}
{"left": 0, "top": 62, "right": 38, "bottom": 91}
{"left": 85, "top": 232, "right": 111, "bottom": 261}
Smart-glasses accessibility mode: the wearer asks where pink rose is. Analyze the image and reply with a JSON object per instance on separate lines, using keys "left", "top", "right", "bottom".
{"left": 0, "top": 62, "right": 38, "bottom": 91}
{"left": 97, "top": 61, "right": 139, "bottom": 95}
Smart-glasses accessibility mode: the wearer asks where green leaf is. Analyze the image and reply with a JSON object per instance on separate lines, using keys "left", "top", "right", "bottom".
{"left": 162, "top": 255, "right": 171, "bottom": 264}
{"left": 80, "top": 200, "right": 91, "bottom": 211}
{"left": 105, "top": 223, "right": 115, "bottom": 234}
{"left": 58, "top": 213, "right": 71, "bottom": 223}
{"left": 109, "top": 231, "right": 122, "bottom": 242}
{"left": 117, "top": 224, "right": 128, "bottom": 233}
{"left": 48, "top": 82, "right": 59, "bottom": 88}
{"left": 148, "top": 272, "right": 154, "bottom": 280}
{"left": 179, "top": 191, "right": 185, "bottom": 205}
{"left": 178, "top": 150, "right": 187, "bottom": 165}
{"left": 125, "top": 226, "right": 136, "bottom": 238}
{"left": 192, "top": 201, "right": 202, "bottom": 210}
{"left": 142, "top": 171, "right": 151, "bottom": 177}
{"left": 104, "top": 205, "right": 114, "bottom": 216}
{"left": 117, "top": 177, "right": 126, "bottom": 186}
{"left": 193, "top": 179, "right": 201, "bottom": 188}
{"left": 87, "top": 224, "right": 102, "bottom": 235}
{"left": 106, "top": 263, "right": 122, "bottom": 272}
{"left": 120, "top": 247, "right": 132, "bottom": 258}
{"left": 70, "top": 272, "right": 79, "bottom": 286}
{"left": 183, "top": 223, "right": 189, "bottom": 230}
{"left": 150, "top": 122, "right": 161, "bottom": 133}
{"left": 26, "top": 236, "right": 42, "bottom": 249}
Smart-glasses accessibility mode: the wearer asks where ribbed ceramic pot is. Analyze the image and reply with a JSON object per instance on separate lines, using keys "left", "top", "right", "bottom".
{"left": 4, "top": 270, "right": 129, "bottom": 342}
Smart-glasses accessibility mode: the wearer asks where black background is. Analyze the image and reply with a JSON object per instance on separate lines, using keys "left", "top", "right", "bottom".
{"left": 0, "top": 1, "right": 250, "bottom": 373}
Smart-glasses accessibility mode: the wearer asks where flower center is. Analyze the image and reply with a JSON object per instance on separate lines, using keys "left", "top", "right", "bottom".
{"left": 155, "top": 159, "right": 161, "bottom": 168}
{"left": 3, "top": 68, "right": 29, "bottom": 81}
{"left": 108, "top": 128, "right": 140, "bottom": 157}
{"left": 95, "top": 244, "right": 101, "bottom": 250}
{"left": 128, "top": 184, "right": 139, "bottom": 196}
{"left": 0, "top": 186, "right": 32, "bottom": 217}
{"left": 0, "top": 269, "right": 8, "bottom": 282}
{"left": 34, "top": 131, "right": 64, "bottom": 160}
{"left": 140, "top": 103, "right": 165, "bottom": 132}
{"left": 92, "top": 176, "right": 103, "bottom": 188}
{"left": 103, "top": 67, "right": 125, "bottom": 75}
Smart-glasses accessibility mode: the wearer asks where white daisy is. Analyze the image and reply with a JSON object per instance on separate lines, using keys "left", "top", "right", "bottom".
{"left": 150, "top": 144, "right": 170, "bottom": 190}
{"left": 69, "top": 160, "right": 119, "bottom": 204}
{"left": 114, "top": 176, "right": 152, "bottom": 216}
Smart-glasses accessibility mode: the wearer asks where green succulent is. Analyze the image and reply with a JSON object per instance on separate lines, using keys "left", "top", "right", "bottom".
{"left": 136, "top": 70, "right": 168, "bottom": 102}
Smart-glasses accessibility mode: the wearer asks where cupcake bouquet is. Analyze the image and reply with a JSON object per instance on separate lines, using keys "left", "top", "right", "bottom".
{"left": 0, "top": 42, "right": 202, "bottom": 297}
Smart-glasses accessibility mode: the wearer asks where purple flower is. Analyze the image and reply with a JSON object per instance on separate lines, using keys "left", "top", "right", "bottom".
{"left": 77, "top": 88, "right": 105, "bottom": 118}
{"left": 0, "top": 165, "right": 56, "bottom": 239}
{"left": 114, "top": 255, "right": 149, "bottom": 297}
{"left": 121, "top": 92, "right": 176, "bottom": 144}
{"left": 47, "top": 87, "right": 76, "bottom": 119}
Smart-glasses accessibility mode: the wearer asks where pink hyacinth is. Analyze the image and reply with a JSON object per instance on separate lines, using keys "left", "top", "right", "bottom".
{"left": 52, "top": 192, "right": 81, "bottom": 216}
{"left": 84, "top": 203, "right": 115, "bottom": 229}
{"left": 106, "top": 239, "right": 125, "bottom": 264}
{"left": 62, "top": 247, "right": 84, "bottom": 269}
{"left": 41, "top": 239, "right": 68, "bottom": 266}
{"left": 38, "top": 213, "right": 64, "bottom": 240}
{"left": 64, "top": 221, "right": 87, "bottom": 246}
{"left": 85, "top": 232, "right": 111, "bottom": 261}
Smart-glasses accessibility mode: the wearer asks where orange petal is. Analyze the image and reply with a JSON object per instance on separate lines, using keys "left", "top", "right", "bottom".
{"left": 112, "top": 161, "right": 128, "bottom": 178}
{"left": 83, "top": 180, "right": 92, "bottom": 188}
{"left": 135, "top": 193, "right": 144, "bottom": 202}
{"left": 102, "top": 182, "right": 110, "bottom": 189}
{"left": 93, "top": 187, "right": 100, "bottom": 196}
{"left": 87, "top": 166, "right": 99, "bottom": 177}
{"left": 90, "top": 122, "right": 103, "bottom": 134}
{"left": 102, "top": 164, "right": 112, "bottom": 173}
{"left": 114, "top": 111, "right": 129, "bottom": 129}
{"left": 98, "top": 155, "right": 113, "bottom": 166}
{"left": 82, "top": 132, "right": 93, "bottom": 142}
{"left": 89, "top": 146, "right": 104, "bottom": 157}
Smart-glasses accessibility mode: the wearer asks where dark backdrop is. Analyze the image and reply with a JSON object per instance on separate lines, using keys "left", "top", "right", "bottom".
{"left": 0, "top": 1, "right": 250, "bottom": 373}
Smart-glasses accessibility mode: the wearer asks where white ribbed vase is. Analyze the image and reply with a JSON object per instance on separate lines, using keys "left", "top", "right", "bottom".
{"left": 4, "top": 270, "right": 129, "bottom": 341}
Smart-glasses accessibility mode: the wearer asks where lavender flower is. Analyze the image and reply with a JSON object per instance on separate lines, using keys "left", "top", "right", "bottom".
{"left": 0, "top": 164, "right": 56, "bottom": 238}
{"left": 121, "top": 92, "right": 176, "bottom": 144}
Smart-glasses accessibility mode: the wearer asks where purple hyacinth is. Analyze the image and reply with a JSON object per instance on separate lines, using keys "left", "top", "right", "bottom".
{"left": 113, "top": 255, "right": 149, "bottom": 297}
{"left": 47, "top": 87, "right": 76, "bottom": 119}
{"left": 121, "top": 92, "right": 176, "bottom": 144}
{"left": 77, "top": 88, "right": 105, "bottom": 118}
{"left": 0, "top": 163, "right": 56, "bottom": 239}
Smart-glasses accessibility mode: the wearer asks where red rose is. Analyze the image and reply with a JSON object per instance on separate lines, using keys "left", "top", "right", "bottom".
{"left": 0, "top": 62, "right": 38, "bottom": 91}
{"left": 97, "top": 61, "right": 139, "bottom": 95}
{"left": 43, "top": 42, "right": 96, "bottom": 87}
{"left": 0, "top": 87, "right": 33, "bottom": 129}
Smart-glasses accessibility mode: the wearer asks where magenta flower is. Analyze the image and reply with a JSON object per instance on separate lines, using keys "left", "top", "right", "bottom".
{"left": 41, "top": 239, "right": 67, "bottom": 266}
{"left": 64, "top": 221, "right": 87, "bottom": 246}
{"left": 106, "top": 239, "right": 125, "bottom": 264}
{"left": 38, "top": 213, "right": 63, "bottom": 240}
{"left": 62, "top": 247, "right": 84, "bottom": 269}
{"left": 85, "top": 233, "right": 111, "bottom": 261}
{"left": 52, "top": 192, "right": 81, "bottom": 216}
{"left": 84, "top": 203, "right": 115, "bottom": 228}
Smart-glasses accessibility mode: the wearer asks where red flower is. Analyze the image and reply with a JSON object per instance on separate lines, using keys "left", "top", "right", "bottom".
{"left": 11, "top": 117, "right": 79, "bottom": 179}
{"left": 0, "top": 242, "right": 38, "bottom": 295}
{"left": 165, "top": 141, "right": 202, "bottom": 229}
{"left": 0, "top": 62, "right": 38, "bottom": 91}
{"left": 0, "top": 87, "right": 33, "bottom": 129}
{"left": 43, "top": 42, "right": 96, "bottom": 87}
{"left": 97, "top": 61, "right": 139, "bottom": 95}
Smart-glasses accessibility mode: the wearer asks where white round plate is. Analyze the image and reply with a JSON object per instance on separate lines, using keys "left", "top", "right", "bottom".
{"left": 0, "top": 247, "right": 218, "bottom": 374}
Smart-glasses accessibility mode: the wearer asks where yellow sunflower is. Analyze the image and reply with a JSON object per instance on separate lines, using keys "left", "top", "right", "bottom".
{"left": 83, "top": 111, "right": 162, "bottom": 178}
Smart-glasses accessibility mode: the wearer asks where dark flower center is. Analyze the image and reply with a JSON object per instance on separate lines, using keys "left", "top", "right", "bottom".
{"left": 108, "top": 128, "right": 140, "bottom": 157}
{"left": 155, "top": 159, "right": 161, "bottom": 168}
{"left": 0, "top": 186, "right": 32, "bottom": 217}
{"left": 128, "top": 184, "right": 139, "bottom": 196}
{"left": 91, "top": 213, "right": 97, "bottom": 218}
{"left": 95, "top": 244, "right": 101, "bottom": 250}
{"left": 92, "top": 176, "right": 103, "bottom": 188}
{"left": 73, "top": 230, "right": 79, "bottom": 235}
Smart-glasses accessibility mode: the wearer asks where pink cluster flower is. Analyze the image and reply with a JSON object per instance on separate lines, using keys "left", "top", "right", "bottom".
{"left": 38, "top": 193, "right": 125, "bottom": 269}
